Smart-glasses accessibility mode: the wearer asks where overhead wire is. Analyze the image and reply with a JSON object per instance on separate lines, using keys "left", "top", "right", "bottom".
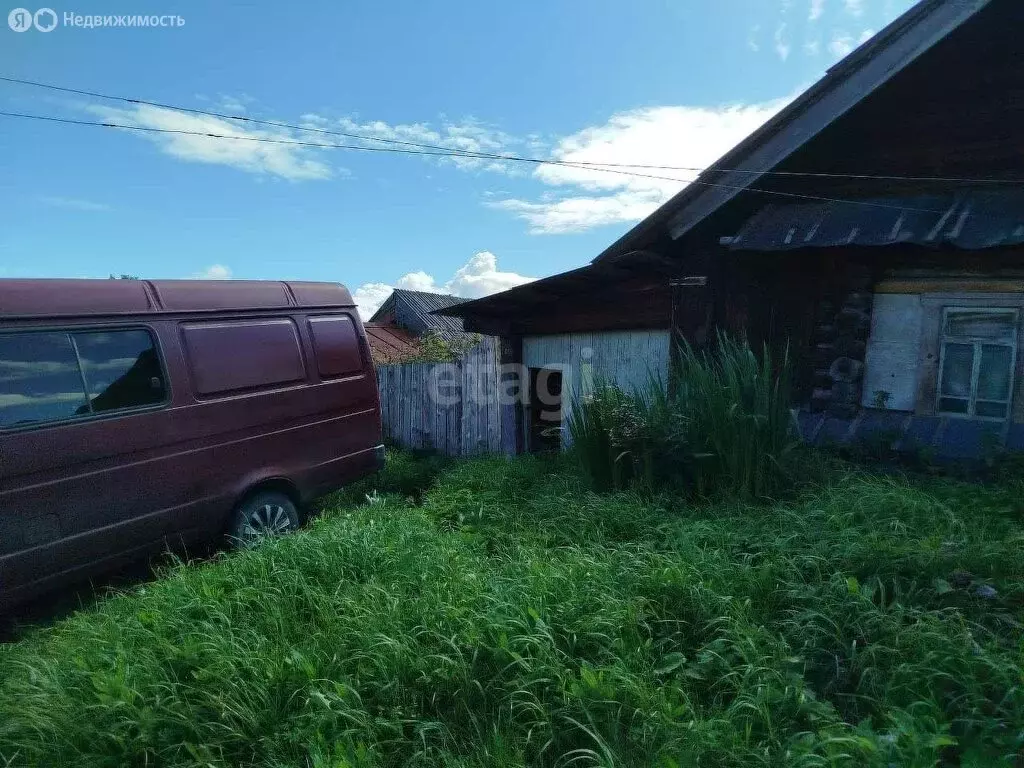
{"left": 4, "top": 74, "right": 1024, "bottom": 185}
{"left": 5, "top": 108, "right": 1024, "bottom": 225}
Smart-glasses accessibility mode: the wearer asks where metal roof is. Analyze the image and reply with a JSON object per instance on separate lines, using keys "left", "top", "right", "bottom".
{"left": 0, "top": 279, "right": 354, "bottom": 318}
{"left": 369, "top": 289, "right": 471, "bottom": 342}
{"left": 590, "top": 0, "right": 992, "bottom": 263}
{"left": 727, "top": 190, "right": 1024, "bottom": 252}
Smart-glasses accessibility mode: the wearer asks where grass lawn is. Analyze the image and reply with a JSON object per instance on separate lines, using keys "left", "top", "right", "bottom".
{"left": 1, "top": 451, "right": 1023, "bottom": 767}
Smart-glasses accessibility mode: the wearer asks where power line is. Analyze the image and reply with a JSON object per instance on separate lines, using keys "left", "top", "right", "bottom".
{"left": 3, "top": 74, "right": 1024, "bottom": 186}
{"left": 0, "top": 108, "right": 702, "bottom": 189}
{"left": 0, "top": 108, "right": 732, "bottom": 198}
{"left": 0, "top": 110, "right": 483, "bottom": 159}
{"left": 4, "top": 108, "right": 1019, "bottom": 224}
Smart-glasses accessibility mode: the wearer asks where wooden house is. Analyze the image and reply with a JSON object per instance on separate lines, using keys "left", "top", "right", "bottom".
{"left": 442, "top": 0, "right": 1024, "bottom": 457}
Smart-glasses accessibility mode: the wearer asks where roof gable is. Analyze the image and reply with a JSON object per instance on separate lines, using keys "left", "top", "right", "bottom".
{"left": 368, "top": 289, "right": 471, "bottom": 341}
{"left": 594, "top": 0, "right": 993, "bottom": 261}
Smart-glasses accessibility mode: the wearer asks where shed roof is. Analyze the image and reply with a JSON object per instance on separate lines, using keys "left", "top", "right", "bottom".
{"left": 368, "top": 289, "right": 471, "bottom": 341}
{"left": 436, "top": 251, "right": 675, "bottom": 321}
{"left": 0, "top": 279, "right": 354, "bottom": 319}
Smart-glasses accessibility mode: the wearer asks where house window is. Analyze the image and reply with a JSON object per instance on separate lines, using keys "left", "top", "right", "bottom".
{"left": 937, "top": 308, "right": 1018, "bottom": 419}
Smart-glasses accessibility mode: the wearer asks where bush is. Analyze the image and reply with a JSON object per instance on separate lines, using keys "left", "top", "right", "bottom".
{"left": 569, "top": 334, "right": 799, "bottom": 499}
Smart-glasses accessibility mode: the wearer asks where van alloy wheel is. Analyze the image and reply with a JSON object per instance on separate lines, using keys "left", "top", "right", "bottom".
{"left": 244, "top": 503, "right": 293, "bottom": 537}
{"left": 228, "top": 490, "right": 301, "bottom": 547}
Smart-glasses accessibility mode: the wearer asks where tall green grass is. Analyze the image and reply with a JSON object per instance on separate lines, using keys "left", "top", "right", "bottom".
{"left": 2, "top": 454, "right": 1022, "bottom": 766}
{"left": 672, "top": 334, "right": 798, "bottom": 498}
{"left": 569, "top": 334, "right": 799, "bottom": 498}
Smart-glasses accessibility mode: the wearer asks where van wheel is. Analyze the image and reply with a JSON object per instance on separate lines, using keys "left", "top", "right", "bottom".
{"left": 227, "top": 491, "right": 300, "bottom": 548}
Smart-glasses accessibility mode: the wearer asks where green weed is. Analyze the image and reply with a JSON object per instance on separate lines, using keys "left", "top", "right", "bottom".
{"left": 569, "top": 334, "right": 799, "bottom": 499}
{"left": 1, "top": 454, "right": 1022, "bottom": 767}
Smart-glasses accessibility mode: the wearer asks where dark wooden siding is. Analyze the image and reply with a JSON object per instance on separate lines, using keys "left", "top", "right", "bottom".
{"left": 463, "top": 274, "right": 673, "bottom": 336}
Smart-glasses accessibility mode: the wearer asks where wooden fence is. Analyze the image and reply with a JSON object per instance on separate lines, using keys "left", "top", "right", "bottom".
{"left": 376, "top": 337, "right": 508, "bottom": 456}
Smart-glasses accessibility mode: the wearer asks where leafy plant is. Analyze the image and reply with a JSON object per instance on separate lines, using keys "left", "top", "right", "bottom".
{"left": 408, "top": 330, "right": 483, "bottom": 363}
{"left": 569, "top": 334, "right": 799, "bottom": 499}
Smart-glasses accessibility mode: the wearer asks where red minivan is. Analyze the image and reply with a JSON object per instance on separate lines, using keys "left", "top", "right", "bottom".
{"left": 0, "top": 279, "right": 383, "bottom": 610}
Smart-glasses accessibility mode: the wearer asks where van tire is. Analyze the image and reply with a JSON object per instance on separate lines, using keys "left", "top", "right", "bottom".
{"left": 227, "top": 490, "right": 300, "bottom": 548}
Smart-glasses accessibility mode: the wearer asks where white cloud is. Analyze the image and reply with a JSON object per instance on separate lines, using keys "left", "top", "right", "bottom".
{"left": 216, "top": 94, "right": 254, "bottom": 114}
{"left": 334, "top": 116, "right": 525, "bottom": 174}
{"left": 774, "top": 23, "right": 792, "bottom": 61}
{"left": 352, "top": 282, "right": 395, "bottom": 320}
{"left": 445, "top": 251, "right": 536, "bottom": 298}
{"left": 828, "top": 32, "right": 856, "bottom": 57}
{"left": 804, "top": 39, "right": 821, "bottom": 56}
{"left": 194, "top": 264, "right": 232, "bottom": 279}
{"left": 299, "top": 113, "right": 330, "bottom": 128}
{"left": 844, "top": 0, "right": 864, "bottom": 16}
{"left": 395, "top": 271, "right": 438, "bottom": 292}
{"left": 809, "top": 0, "right": 825, "bottom": 21}
{"left": 353, "top": 251, "right": 535, "bottom": 319}
{"left": 827, "top": 29, "right": 872, "bottom": 58}
{"left": 490, "top": 98, "right": 789, "bottom": 235}
{"left": 38, "top": 196, "right": 110, "bottom": 212}
{"left": 492, "top": 192, "right": 665, "bottom": 235}
{"left": 747, "top": 24, "right": 761, "bottom": 52}
{"left": 84, "top": 104, "right": 333, "bottom": 181}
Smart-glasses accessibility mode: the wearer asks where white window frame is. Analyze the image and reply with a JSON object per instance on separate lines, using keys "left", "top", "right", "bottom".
{"left": 936, "top": 307, "right": 1018, "bottom": 420}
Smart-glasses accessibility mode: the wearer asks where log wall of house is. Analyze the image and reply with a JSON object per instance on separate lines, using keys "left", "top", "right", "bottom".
{"left": 716, "top": 249, "right": 903, "bottom": 414}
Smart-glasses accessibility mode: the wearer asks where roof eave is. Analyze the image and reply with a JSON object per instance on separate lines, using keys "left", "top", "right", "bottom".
{"left": 591, "top": 0, "right": 991, "bottom": 261}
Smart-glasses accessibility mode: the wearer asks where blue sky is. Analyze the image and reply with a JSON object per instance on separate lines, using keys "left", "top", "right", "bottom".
{"left": 1, "top": 0, "right": 912, "bottom": 316}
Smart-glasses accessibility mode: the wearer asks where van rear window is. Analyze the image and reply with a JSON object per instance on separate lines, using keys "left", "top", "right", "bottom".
{"left": 308, "top": 315, "right": 364, "bottom": 378}
{"left": 181, "top": 319, "right": 306, "bottom": 396}
{"left": 0, "top": 329, "right": 165, "bottom": 429}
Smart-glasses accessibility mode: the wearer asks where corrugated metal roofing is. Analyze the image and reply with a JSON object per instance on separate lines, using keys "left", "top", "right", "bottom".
{"left": 728, "top": 189, "right": 1024, "bottom": 252}
{"left": 591, "top": 0, "right": 993, "bottom": 262}
{"left": 369, "top": 289, "right": 471, "bottom": 342}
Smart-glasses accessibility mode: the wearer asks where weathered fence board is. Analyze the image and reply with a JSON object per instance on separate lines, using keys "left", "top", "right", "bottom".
{"left": 376, "top": 337, "right": 501, "bottom": 456}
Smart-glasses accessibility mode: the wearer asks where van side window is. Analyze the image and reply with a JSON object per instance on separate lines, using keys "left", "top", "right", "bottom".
{"left": 75, "top": 330, "right": 165, "bottom": 413}
{"left": 0, "top": 329, "right": 166, "bottom": 429}
{"left": 0, "top": 332, "right": 89, "bottom": 428}
{"left": 308, "top": 316, "right": 364, "bottom": 378}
